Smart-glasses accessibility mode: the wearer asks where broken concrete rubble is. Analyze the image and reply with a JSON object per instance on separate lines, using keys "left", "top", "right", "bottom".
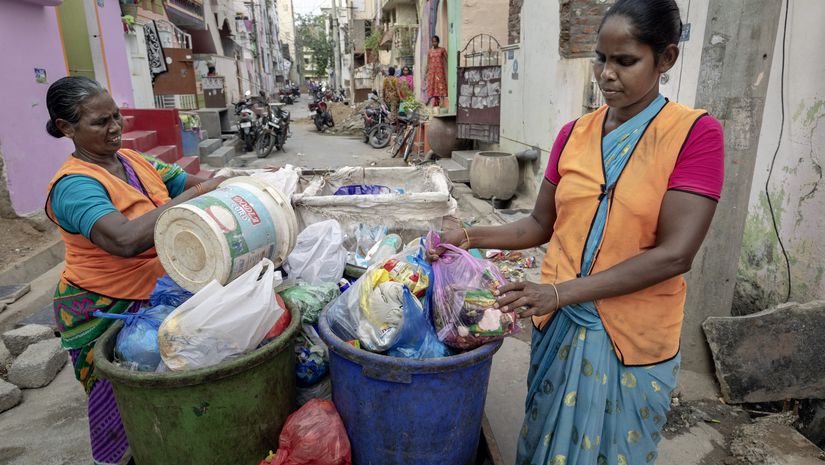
{"left": 703, "top": 301, "right": 825, "bottom": 404}
{"left": 729, "top": 413, "right": 825, "bottom": 465}
{"left": 7, "top": 338, "right": 67, "bottom": 389}
{"left": 2, "top": 324, "right": 55, "bottom": 356}
{"left": 0, "top": 379, "right": 22, "bottom": 413}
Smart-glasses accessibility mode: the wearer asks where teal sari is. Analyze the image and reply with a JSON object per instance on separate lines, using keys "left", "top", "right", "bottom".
{"left": 516, "top": 95, "right": 680, "bottom": 465}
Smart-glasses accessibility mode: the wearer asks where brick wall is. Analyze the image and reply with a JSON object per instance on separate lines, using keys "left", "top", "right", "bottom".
{"left": 559, "top": 0, "right": 616, "bottom": 58}
{"left": 508, "top": 0, "right": 524, "bottom": 44}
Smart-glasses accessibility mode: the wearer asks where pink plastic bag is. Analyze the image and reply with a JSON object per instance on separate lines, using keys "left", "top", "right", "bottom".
{"left": 270, "top": 399, "right": 352, "bottom": 465}
{"left": 429, "top": 231, "right": 520, "bottom": 350}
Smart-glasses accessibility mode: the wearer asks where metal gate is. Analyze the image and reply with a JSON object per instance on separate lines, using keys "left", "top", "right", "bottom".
{"left": 456, "top": 34, "right": 502, "bottom": 143}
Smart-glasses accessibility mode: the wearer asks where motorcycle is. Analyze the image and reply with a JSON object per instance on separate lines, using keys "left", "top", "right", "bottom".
{"left": 309, "top": 98, "right": 334, "bottom": 132}
{"left": 363, "top": 97, "right": 392, "bottom": 149}
{"left": 234, "top": 92, "right": 257, "bottom": 152}
{"left": 278, "top": 88, "right": 294, "bottom": 105}
{"left": 290, "top": 84, "right": 301, "bottom": 97}
{"left": 255, "top": 104, "right": 291, "bottom": 157}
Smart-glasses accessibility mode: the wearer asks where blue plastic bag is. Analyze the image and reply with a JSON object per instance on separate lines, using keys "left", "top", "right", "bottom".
{"left": 387, "top": 244, "right": 451, "bottom": 359}
{"left": 94, "top": 305, "right": 175, "bottom": 371}
{"left": 149, "top": 275, "right": 193, "bottom": 308}
{"left": 333, "top": 184, "right": 392, "bottom": 195}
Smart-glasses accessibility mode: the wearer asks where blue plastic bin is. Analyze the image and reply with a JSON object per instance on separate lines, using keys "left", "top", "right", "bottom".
{"left": 318, "top": 307, "right": 502, "bottom": 465}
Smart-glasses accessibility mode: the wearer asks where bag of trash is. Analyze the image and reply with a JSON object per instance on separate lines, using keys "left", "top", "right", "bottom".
{"left": 270, "top": 399, "right": 352, "bottom": 465}
{"left": 296, "top": 376, "right": 332, "bottom": 406}
{"left": 94, "top": 305, "right": 176, "bottom": 372}
{"left": 149, "top": 275, "right": 193, "bottom": 308}
{"left": 260, "top": 294, "right": 293, "bottom": 346}
{"left": 284, "top": 220, "right": 347, "bottom": 285}
{"left": 327, "top": 239, "right": 431, "bottom": 352}
{"left": 333, "top": 184, "right": 391, "bottom": 195}
{"left": 295, "top": 324, "right": 329, "bottom": 387}
{"left": 387, "top": 286, "right": 451, "bottom": 359}
{"left": 251, "top": 165, "right": 300, "bottom": 199}
{"left": 158, "top": 259, "right": 284, "bottom": 371}
{"left": 280, "top": 282, "right": 341, "bottom": 325}
{"left": 429, "top": 231, "right": 520, "bottom": 350}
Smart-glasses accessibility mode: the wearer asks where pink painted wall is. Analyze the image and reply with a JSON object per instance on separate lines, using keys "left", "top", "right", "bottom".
{"left": 0, "top": 0, "right": 136, "bottom": 216}
{"left": 0, "top": 0, "right": 72, "bottom": 216}
{"left": 97, "top": 0, "right": 135, "bottom": 109}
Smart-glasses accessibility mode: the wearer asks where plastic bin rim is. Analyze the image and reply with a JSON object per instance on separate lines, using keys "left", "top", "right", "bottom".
{"left": 93, "top": 306, "right": 300, "bottom": 388}
{"left": 318, "top": 306, "right": 503, "bottom": 374}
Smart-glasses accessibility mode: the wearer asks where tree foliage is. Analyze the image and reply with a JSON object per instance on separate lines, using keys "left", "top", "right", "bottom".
{"left": 297, "top": 14, "right": 333, "bottom": 78}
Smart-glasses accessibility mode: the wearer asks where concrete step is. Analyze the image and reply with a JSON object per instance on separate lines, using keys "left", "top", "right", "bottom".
{"left": 195, "top": 169, "right": 214, "bottom": 179}
{"left": 122, "top": 115, "right": 135, "bottom": 133}
{"left": 438, "top": 158, "right": 470, "bottom": 183}
{"left": 145, "top": 144, "right": 178, "bottom": 164}
{"left": 198, "top": 138, "right": 223, "bottom": 158}
{"left": 206, "top": 146, "right": 235, "bottom": 168}
{"left": 452, "top": 150, "right": 478, "bottom": 170}
{"left": 177, "top": 156, "right": 200, "bottom": 175}
{"left": 120, "top": 130, "right": 158, "bottom": 152}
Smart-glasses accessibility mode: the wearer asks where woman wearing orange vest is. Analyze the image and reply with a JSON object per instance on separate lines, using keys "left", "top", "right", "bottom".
{"left": 432, "top": 1, "right": 723, "bottom": 464}
{"left": 44, "top": 76, "right": 224, "bottom": 465}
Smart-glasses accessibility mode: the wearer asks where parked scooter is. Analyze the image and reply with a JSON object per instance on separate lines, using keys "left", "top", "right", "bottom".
{"left": 279, "top": 88, "right": 294, "bottom": 105}
{"left": 234, "top": 91, "right": 257, "bottom": 152}
{"left": 309, "top": 98, "right": 334, "bottom": 132}
{"left": 362, "top": 93, "right": 392, "bottom": 148}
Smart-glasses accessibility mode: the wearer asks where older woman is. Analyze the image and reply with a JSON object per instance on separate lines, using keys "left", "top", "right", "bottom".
{"left": 432, "top": 1, "right": 724, "bottom": 463}
{"left": 45, "top": 76, "right": 224, "bottom": 465}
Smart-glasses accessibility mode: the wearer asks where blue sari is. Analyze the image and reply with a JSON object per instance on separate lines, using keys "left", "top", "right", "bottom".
{"left": 516, "top": 95, "right": 680, "bottom": 465}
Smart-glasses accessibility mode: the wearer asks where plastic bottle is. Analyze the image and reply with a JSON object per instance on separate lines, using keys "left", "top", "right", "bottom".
{"left": 366, "top": 234, "right": 403, "bottom": 266}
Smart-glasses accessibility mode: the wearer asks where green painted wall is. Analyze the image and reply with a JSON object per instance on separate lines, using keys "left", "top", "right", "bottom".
{"left": 58, "top": 0, "right": 95, "bottom": 79}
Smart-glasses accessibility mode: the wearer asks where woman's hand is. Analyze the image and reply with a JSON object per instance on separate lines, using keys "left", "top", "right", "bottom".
{"left": 494, "top": 281, "right": 559, "bottom": 318}
{"left": 198, "top": 175, "right": 227, "bottom": 194}
{"left": 426, "top": 228, "right": 469, "bottom": 261}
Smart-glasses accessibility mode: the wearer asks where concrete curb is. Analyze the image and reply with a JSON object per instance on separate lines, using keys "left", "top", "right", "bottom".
{"left": 0, "top": 239, "right": 63, "bottom": 286}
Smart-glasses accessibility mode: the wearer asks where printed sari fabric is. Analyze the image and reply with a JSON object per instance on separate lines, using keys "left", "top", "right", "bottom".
{"left": 517, "top": 95, "right": 681, "bottom": 465}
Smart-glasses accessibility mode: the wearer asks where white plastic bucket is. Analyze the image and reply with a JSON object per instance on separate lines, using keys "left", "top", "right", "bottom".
{"left": 155, "top": 176, "right": 298, "bottom": 292}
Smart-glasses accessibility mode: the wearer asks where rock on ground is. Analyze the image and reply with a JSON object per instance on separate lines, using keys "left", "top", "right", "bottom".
{"left": 0, "top": 379, "right": 22, "bottom": 413}
{"left": 0, "top": 340, "right": 12, "bottom": 370}
{"left": 2, "top": 324, "right": 54, "bottom": 356}
{"left": 7, "top": 338, "right": 67, "bottom": 389}
{"left": 729, "top": 413, "right": 825, "bottom": 465}
{"left": 703, "top": 301, "right": 825, "bottom": 403}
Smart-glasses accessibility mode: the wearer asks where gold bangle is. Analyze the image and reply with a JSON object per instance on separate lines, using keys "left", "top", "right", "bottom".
{"left": 462, "top": 227, "right": 471, "bottom": 248}
{"left": 550, "top": 283, "right": 560, "bottom": 311}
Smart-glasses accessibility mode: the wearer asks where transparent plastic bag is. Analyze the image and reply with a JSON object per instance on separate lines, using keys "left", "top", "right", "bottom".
{"left": 158, "top": 259, "right": 284, "bottom": 371}
{"left": 270, "top": 399, "right": 352, "bottom": 465}
{"left": 149, "top": 275, "right": 193, "bottom": 308}
{"left": 284, "top": 220, "right": 347, "bottom": 285}
{"left": 94, "top": 305, "right": 176, "bottom": 372}
{"left": 429, "top": 231, "right": 521, "bottom": 350}
{"left": 280, "top": 282, "right": 341, "bottom": 325}
{"left": 295, "top": 324, "right": 329, "bottom": 387}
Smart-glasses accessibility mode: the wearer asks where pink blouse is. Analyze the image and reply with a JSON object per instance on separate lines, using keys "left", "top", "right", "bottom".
{"left": 544, "top": 115, "right": 725, "bottom": 200}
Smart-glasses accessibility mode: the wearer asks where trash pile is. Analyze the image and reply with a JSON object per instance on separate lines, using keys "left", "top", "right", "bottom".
{"left": 484, "top": 249, "right": 537, "bottom": 281}
{"left": 323, "top": 101, "right": 369, "bottom": 136}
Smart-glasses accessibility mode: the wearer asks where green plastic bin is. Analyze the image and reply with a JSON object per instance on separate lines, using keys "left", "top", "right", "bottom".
{"left": 93, "top": 307, "right": 299, "bottom": 465}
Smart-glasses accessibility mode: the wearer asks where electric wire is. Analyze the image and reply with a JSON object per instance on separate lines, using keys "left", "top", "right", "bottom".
{"left": 765, "top": 0, "right": 792, "bottom": 302}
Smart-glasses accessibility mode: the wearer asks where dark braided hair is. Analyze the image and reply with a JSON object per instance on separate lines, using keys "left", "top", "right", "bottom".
{"left": 45, "top": 76, "right": 106, "bottom": 138}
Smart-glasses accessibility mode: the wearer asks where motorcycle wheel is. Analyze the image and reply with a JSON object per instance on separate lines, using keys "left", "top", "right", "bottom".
{"left": 363, "top": 127, "right": 371, "bottom": 143}
{"left": 244, "top": 133, "right": 254, "bottom": 152}
{"left": 256, "top": 132, "right": 274, "bottom": 158}
{"left": 275, "top": 132, "right": 285, "bottom": 152}
{"left": 314, "top": 115, "right": 325, "bottom": 132}
{"left": 325, "top": 113, "right": 335, "bottom": 128}
{"left": 368, "top": 124, "right": 392, "bottom": 149}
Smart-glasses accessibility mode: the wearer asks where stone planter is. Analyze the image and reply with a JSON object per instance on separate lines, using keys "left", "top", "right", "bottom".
{"left": 427, "top": 115, "right": 470, "bottom": 158}
{"left": 470, "top": 151, "right": 519, "bottom": 200}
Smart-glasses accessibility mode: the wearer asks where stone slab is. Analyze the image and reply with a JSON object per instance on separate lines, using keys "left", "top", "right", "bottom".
{"left": 15, "top": 303, "right": 57, "bottom": 331}
{"left": 730, "top": 413, "right": 825, "bottom": 465}
{"left": 452, "top": 150, "right": 478, "bottom": 170}
{"left": 703, "top": 301, "right": 825, "bottom": 403}
{"left": 0, "top": 340, "right": 12, "bottom": 369}
{"left": 0, "top": 379, "right": 22, "bottom": 413}
{"left": 206, "top": 146, "right": 235, "bottom": 167}
{"left": 437, "top": 158, "right": 470, "bottom": 183}
{"left": 2, "top": 324, "right": 55, "bottom": 356}
{"left": 0, "top": 284, "right": 30, "bottom": 304}
{"left": 8, "top": 338, "right": 67, "bottom": 389}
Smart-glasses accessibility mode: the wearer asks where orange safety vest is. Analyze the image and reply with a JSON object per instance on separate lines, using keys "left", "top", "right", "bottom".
{"left": 537, "top": 102, "right": 707, "bottom": 365}
{"left": 45, "top": 149, "right": 171, "bottom": 300}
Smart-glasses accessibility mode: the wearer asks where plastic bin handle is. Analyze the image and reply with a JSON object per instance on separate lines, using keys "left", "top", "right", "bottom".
{"left": 361, "top": 364, "right": 412, "bottom": 384}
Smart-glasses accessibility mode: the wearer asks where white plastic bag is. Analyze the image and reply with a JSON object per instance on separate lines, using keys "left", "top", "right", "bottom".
{"left": 158, "top": 259, "right": 284, "bottom": 371}
{"left": 252, "top": 165, "right": 300, "bottom": 199}
{"left": 284, "top": 220, "right": 347, "bottom": 285}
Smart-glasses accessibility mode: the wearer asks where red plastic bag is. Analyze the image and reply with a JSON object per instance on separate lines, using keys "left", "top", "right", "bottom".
{"left": 265, "top": 295, "right": 292, "bottom": 341}
{"left": 271, "top": 399, "right": 351, "bottom": 465}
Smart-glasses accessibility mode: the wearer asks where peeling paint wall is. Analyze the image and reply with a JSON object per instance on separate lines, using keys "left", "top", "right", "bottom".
{"left": 737, "top": 0, "right": 825, "bottom": 312}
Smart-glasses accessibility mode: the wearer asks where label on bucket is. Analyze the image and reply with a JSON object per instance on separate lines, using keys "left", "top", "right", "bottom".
{"left": 187, "top": 185, "right": 277, "bottom": 280}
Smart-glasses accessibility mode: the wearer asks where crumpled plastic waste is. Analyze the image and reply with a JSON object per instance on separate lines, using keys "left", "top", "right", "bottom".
{"left": 149, "top": 275, "right": 193, "bottom": 308}
{"left": 387, "top": 286, "right": 451, "bottom": 359}
{"left": 484, "top": 249, "right": 536, "bottom": 282}
{"left": 279, "top": 282, "right": 341, "bottom": 325}
{"left": 269, "top": 399, "right": 352, "bottom": 465}
{"left": 94, "top": 305, "right": 176, "bottom": 372}
{"left": 295, "top": 324, "right": 329, "bottom": 387}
